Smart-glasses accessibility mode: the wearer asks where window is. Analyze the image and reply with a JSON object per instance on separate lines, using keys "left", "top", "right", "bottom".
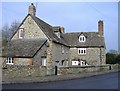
{"left": 78, "top": 48, "right": 86, "bottom": 55}
{"left": 79, "top": 35, "right": 86, "bottom": 42}
{"left": 6, "top": 57, "right": 14, "bottom": 65}
{"left": 61, "top": 60, "right": 64, "bottom": 66}
{"left": 41, "top": 57, "right": 46, "bottom": 66}
{"left": 58, "top": 32, "right": 60, "bottom": 38}
{"left": 62, "top": 45, "right": 64, "bottom": 53}
{"left": 19, "top": 28, "right": 24, "bottom": 39}
{"left": 72, "top": 61, "right": 79, "bottom": 65}
{"left": 80, "top": 60, "right": 88, "bottom": 66}
{"left": 80, "top": 61, "right": 85, "bottom": 66}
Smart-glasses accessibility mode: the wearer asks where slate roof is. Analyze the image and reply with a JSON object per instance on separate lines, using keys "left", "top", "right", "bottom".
{"left": 6, "top": 14, "right": 106, "bottom": 59}
{"left": 10, "top": 14, "right": 68, "bottom": 46}
{"left": 31, "top": 15, "right": 68, "bottom": 46}
{"left": 32, "top": 15, "right": 105, "bottom": 48}
{"left": 1, "top": 39, "right": 47, "bottom": 57}
{"left": 62, "top": 32, "right": 105, "bottom": 47}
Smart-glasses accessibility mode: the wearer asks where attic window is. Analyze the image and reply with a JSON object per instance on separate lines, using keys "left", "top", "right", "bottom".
{"left": 58, "top": 32, "right": 60, "bottom": 38}
{"left": 19, "top": 28, "right": 24, "bottom": 39}
{"left": 79, "top": 35, "right": 86, "bottom": 42}
{"left": 62, "top": 45, "right": 64, "bottom": 53}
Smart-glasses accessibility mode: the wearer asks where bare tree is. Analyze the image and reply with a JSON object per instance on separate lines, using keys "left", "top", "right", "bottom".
{"left": 2, "top": 20, "right": 20, "bottom": 41}
{"left": 1, "top": 24, "right": 10, "bottom": 41}
{"left": 9, "top": 20, "right": 20, "bottom": 36}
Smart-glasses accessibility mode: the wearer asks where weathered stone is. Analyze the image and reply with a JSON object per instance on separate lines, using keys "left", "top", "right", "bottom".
{"left": 58, "top": 65, "right": 110, "bottom": 75}
{"left": 69, "top": 47, "right": 106, "bottom": 66}
{"left": 2, "top": 65, "right": 47, "bottom": 79}
{"left": 12, "top": 15, "right": 47, "bottom": 40}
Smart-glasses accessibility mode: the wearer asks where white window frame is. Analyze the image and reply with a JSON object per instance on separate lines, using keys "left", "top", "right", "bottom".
{"left": 19, "top": 28, "right": 24, "bottom": 39}
{"left": 78, "top": 48, "right": 86, "bottom": 55}
{"left": 72, "top": 61, "right": 79, "bottom": 66}
{"left": 80, "top": 61, "right": 85, "bottom": 66}
{"left": 79, "top": 35, "right": 86, "bottom": 42}
{"left": 80, "top": 60, "right": 89, "bottom": 66}
{"left": 6, "top": 57, "right": 14, "bottom": 65}
{"left": 42, "top": 57, "right": 46, "bottom": 66}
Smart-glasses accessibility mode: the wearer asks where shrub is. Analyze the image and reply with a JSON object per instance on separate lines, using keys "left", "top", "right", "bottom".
{"left": 106, "top": 53, "right": 120, "bottom": 64}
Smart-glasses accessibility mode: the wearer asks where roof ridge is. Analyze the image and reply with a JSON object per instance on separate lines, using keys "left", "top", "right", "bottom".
{"left": 35, "top": 16, "right": 53, "bottom": 28}
{"left": 64, "top": 32, "right": 97, "bottom": 34}
{"left": 32, "top": 15, "right": 68, "bottom": 46}
{"left": 11, "top": 38, "right": 47, "bottom": 41}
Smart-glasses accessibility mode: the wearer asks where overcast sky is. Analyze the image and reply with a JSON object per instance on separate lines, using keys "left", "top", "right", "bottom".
{"left": 1, "top": 2, "right": 118, "bottom": 52}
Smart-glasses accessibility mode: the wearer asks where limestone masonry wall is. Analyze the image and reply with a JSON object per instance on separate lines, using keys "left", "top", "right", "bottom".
{"left": 2, "top": 65, "right": 47, "bottom": 79}
{"left": 2, "top": 64, "right": 119, "bottom": 78}
{"left": 12, "top": 15, "right": 47, "bottom": 40}
{"left": 69, "top": 47, "right": 106, "bottom": 66}
{"left": 52, "top": 42, "right": 69, "bottom": 66}
{"left": 58, "top": 64, "right": 119, "bottom": 75}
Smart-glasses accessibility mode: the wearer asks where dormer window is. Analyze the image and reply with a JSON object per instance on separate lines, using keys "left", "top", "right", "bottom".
{"left": 58, "top": 32, "right": 60, "bottom": 38}
{"left": 19, "top": 28, "right": 24, "bottom": 39}
{"left": 79, "top": 35, "right": 86, "bottom": 42}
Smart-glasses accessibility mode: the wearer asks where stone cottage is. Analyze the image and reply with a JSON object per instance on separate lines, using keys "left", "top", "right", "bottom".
{"left": 1, "top": 3, "right": 106, "bottom": 74}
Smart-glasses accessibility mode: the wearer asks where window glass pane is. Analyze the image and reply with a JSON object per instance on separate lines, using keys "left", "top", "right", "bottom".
{"left": 8, "top": 58, "right": 10, "bottom": 61}
{"left": 83, "top": 37, "right": 84, "bottom": 41}
{"left": 11, "top": 59, "right": 13, "bottom": 63}
{"left": 9, "top": 60, "right": 11, "bottom": 63}
{"left": 81, "top": 50, "right": 83, "bottom": 53}
{"left": 79, "top": 50, "right": 80, "bottom": 54}
{"left": 80, "top": 37, "right": 82, "bottom": 41}
{"left": 84, "top": 50, "right": 86, "bottom": 53}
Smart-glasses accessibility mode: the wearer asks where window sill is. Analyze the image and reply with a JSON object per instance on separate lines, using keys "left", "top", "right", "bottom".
{"left": 78, "top": 54, "right": 86, "bottom": 55}
{"left": 6, "top": 63, "right": 14, "bottom": 65}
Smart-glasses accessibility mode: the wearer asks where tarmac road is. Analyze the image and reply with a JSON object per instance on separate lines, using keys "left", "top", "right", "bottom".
{"left": 2, "top": 71, "right": 119, "bottom": 89}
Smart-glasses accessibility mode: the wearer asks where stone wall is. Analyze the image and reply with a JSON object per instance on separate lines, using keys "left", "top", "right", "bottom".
{"left": 45, "top": 41, "right": 69, "bottom": 75}
{"left": 110, "top": 64, "right": 120, "bottom": 70}
{"left": 46, "top": 40, "right": 54, "bottom": 75}
{"left": 2, "top": 64, "right": 119, "bottom": 78}
{"left": 52, "top": 42, "right": 69, "bottom": 67}
{"left": 14, "top": 58, "right": 33, "bottom": 65}
{"left": 69, "top": 47, "right": 106, "bottom": 66}
{"left": 2, "top": 57, "right": 33, "bottom": 66}
{"left": 2, "top": 65, "right": 47, "bottom": 79}
{"left": 33, "top": 42, "right": 47, "bottom": 65}
{"left": 58, "top": 64, "right": 119, "bottom": 75}
{"left": 12, "top": 15, "right": 47, "bottom": 40}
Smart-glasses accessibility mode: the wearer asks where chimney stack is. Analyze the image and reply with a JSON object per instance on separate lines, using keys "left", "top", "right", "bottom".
{"left": 28, "top": 3, "right": 36, "bottom": 16}
{"left": 98, "top": 20, "right": 104, "bottom": 36}
{"left": 60, "top": 27, "right": 65, "bottom": 33}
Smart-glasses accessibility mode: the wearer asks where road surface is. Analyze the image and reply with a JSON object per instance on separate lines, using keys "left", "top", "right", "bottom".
{"left": 2, "top": 71, "right": 119, "bottom": 89}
